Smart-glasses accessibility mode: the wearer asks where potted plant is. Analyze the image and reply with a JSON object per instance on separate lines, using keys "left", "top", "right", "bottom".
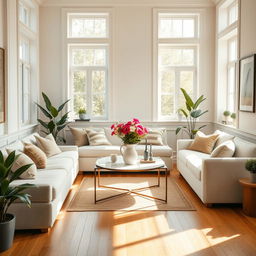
{"left": 223, "top": 110, "right": 231, "bottom": 124}
{"left": 176, "top": 88, "right": 208, "bottom": 139}
{"left": 0, "top": 151, "right": 35, "bottom": 252}
{"left": 245, "top": 159, "right": 256, "bottom": 183}
{"left": 111, "top": 118, "right": 148, "bottom": 164}
{"left": 230, "top": 112, "right": 236, "bottom": 125}
{"left": 36, "top": 92, "right": 70, "bottom": 143}
{"left": 78, "top": 108, "right": 87, "bottom": 120}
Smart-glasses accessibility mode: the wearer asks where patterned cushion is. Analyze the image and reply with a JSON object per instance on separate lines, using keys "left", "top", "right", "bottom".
{"left": 139, "top": 128, "right": 164, "bottom": 145}
{"left": 85, "top": 128, "right": 111, "bottom": 146}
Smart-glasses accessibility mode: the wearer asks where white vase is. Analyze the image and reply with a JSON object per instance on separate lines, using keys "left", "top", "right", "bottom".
{"left": 120, "top": 144, "right": 138, "bottom": 165}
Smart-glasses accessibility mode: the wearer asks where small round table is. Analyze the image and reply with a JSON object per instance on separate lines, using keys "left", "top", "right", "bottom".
{"left": 94, "top": 156, "right": 168, "bottom": 204}
{"left": 239, "top": 178, "right": 256, "bottom": 217}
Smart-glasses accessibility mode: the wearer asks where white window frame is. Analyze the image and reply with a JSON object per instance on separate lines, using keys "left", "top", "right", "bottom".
{"left": 18, "top": 0, "right": 38, "bottom": 126}
{"left": 216, "top": 0, "right": 239, "bottom": 124}
{"left": 62, "top": 8, "right": 113, "bottom": 121}
{"left": 153, "top": 9, "right": 200, "bottom": 121}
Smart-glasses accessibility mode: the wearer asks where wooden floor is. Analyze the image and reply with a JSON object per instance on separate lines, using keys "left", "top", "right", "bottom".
{"left": 2, "top": 169, "right": 256, "bottom": 256}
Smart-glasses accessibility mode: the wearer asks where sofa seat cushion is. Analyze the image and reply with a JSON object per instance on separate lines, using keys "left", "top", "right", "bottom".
{"left": 178, "top": 150, "right": 210, "bottom": 180}
{"left": 10, "top": 168, "right": 68, "bottom": 203}
{"left": 49, "top": 151, "right": 79, "bottom": 165}
{"left": 79, "top": 145, "right": 173, "bottom": 158}
{"left": 45, "top": 157, "right": 74, "bottom": 173}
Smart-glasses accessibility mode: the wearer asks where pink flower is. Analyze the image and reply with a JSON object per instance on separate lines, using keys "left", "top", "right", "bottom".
{"left": 111, "top": 124, "right": 115, "bottom": 130}
{"left": 122, "top": 125, "right": 130, "bottom": 135}
{"left": 136, "top": 128, "right": 144, "bottom": 136}
{"left": 111, "top": 131, "right": 115, "bottom": 136}
{"left": 133, "top": 118, "right": 140, "bottom": 124}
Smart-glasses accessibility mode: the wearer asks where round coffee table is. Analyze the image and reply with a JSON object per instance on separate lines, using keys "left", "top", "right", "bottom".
{"left": 94, "top": 156, "right": 168, "bottom": 204}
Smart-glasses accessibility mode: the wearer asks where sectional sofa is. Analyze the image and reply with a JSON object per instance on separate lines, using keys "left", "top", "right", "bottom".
{"left": 2, "top": 133, "right": 79, "bottom": 231}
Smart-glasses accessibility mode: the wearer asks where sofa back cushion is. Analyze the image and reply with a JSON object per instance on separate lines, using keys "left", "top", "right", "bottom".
{"left": 24, "top": 143, "right": 47, "bottom": 169}
{"left": 104, "top": 127, "right": 122, "bottom": 145}
{"left": 234, "top": 137, "right": 256, "bottom": 157}
{"left": 188, "top": 131, "right": 219, "bottom": 154}
{"left": 139, "top": 128, "right": 165, "bottom": 145}
{"left": 69, "top": 127, "right": 89, "bottom": 146}
{"left": 214, "top": 130, "right": 235, "bottom": 148}
{"left": 86, "top": 128, "right": 111, "bottom": 146}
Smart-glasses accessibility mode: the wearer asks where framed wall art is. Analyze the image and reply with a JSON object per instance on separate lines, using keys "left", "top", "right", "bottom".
{"left": 239, "top": 54, "right": 256, "bottom": 112}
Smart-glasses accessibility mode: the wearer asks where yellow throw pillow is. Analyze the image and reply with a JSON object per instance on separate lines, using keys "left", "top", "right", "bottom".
{"left": 69, "top": 127, "right": 89, "bottom": 146}
{"left": 6, "top": 150, "right": 37, "bottom": 179}
{"left": 188, "top": 131, "right": 219, "bottom": 154}
{"left": 23, "top": 143, "right": 47, "bottom": 169}
{"left": 35, "top": 134, "right": 61, "bottom": 157}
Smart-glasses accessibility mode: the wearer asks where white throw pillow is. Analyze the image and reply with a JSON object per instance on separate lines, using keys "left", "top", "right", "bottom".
{"left": 85, "top": 128, "right": 111, "bottom": 146}
{"left": 214, "top": 130, "right": 235, "bottom": 148}
{"left": 139, "top": 128, "right": 165, "bottom": 145}
{"left": 6, "top": 150, "right": 37, "bottom": 179}
{"left": 211, "top": 140, "right": 235, "bottom": 157}
{"left": 34, "top": 134, "right": 61, "bottom": 157}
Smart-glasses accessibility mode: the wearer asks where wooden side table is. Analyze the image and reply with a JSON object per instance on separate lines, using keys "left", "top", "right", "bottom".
{"left": 239, "top": 178, "right": 256, "bottom": 217}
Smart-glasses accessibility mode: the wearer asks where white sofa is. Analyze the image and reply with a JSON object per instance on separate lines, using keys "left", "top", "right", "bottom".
{"left": 177, "top": 136, "right": 255, "bottom": 205}
{"left": 2, "top": 133, "right": 79, "bottom": 230}
{"left": 77, "top": 127, "right": 173, "bottom": 171}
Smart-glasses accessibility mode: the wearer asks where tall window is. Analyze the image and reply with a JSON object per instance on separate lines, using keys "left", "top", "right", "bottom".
{"left": 18, "top": 0, "right": 37, "bottom": 125}
{"left": 217, "top": 0, "right": 238, "bottom": 121}
{"left": 155, "top": 12, "right": 199, "bottom": 120}
{"left": 67, "top": 12, "right": 110, "bottom": 120}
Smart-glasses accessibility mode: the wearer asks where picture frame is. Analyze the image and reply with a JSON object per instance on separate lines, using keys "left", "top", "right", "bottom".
{"left": 0, "top": 48, "right": 5, "bottom": 123}
{"left": 239, "top": 54, "right": 256, "bottom": 112}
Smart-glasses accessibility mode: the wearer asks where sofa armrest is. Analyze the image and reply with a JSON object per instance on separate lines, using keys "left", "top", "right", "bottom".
{"left": 201, "top": 158, "right": 253, "bottom": 203}
{"left": 177, "top": 139, "right": 194, "bottom": 151}
{"left": 58, "top": 145, "right": 78, "bottom": 152}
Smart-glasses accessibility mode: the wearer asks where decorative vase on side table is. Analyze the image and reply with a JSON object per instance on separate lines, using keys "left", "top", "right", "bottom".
{"left": 111, "top": 118, "right": 148, "bottom": 165}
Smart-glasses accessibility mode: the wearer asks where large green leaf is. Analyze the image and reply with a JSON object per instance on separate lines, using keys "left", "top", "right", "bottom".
{"left": 4, "top": 151, "right": 17, "bottom": 169}
{"left": 58, "top": 99, "right": 70, "bottom": 112}
{"left": 37, "top": 119, "right": 49, "bottom": 129}
{"left": 193, "top": 95, "right": 205, "bottom": 109}
{"left": 0, "top": 163, "right": 7, "bottom": 180}
{"left": 190, "top": 109, "right": 202, "bottom": 118}
{"left": 50, "top": 106, "right": 59, "bottom": 118}
{"left": 7, "top": 184, "right": 35, "bottom": 197}
{"left": 0, "top": 151, "right": 4, "bottom": 165}
{"left": 196, "top": 110, "right": 208, "bottom": 118}
{"left": 42, "top": 92, "right": 52, "bottom": 111}
{"left": 11, "top": 193, "right": 32, "bottom": 207}
{"left": 197, "top": 125, "right": 207, "bottom": 130}
{"left": 36, "top": 103, "right": 52, "bottom": 119}
{"left": 57, "top": 112, "right": 69, "bottom": 126}
{"left": 47, "top": 121, "right": 56, "bottom": 133}
{"left": 176, "top": 127, "right": 182, "bottom": 135}
{"left": 178, "top": 108, "right": 188, "bottom": 118}
{"left": 9, "top": 164, "right": 34, "bottom": 182}
{"left": 1, "top": 179, "right": 9, "bottom": 195}
{"left": 180, "top": 88, "right": 194, "bottom": 109}
{"left": 57, "top": 124, "right": 67, "bottom": 132}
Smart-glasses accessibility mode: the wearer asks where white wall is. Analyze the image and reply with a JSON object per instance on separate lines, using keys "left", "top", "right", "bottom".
{"left": 39, "top": 1, "right": 215, "bottom": 123}
{"left": 238, "top": 0, "right": 256, "bottom": 135}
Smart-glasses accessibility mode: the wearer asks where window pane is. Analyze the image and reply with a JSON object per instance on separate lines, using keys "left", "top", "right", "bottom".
{"left": 73, "top": 94, "right": 87, "bottom": 114}
{"left": 172, "top": 19, "right": 182, "bottom": 37}
{"left": 72, "top": 48, "right": 106, "bottom": 66}
{"left": 229, "top": 40, "right": 237, "bottom": 62}
{"left": 70, "top": 17, "right": 107, "bottom": 38}
{"left": 92, "top": 94, "right": 105, "bottom": 116}
{"left": 228, "top": 66, "right": 235, "bottom": 112}
{"left": 159, "top": 48, "right": 194, "bottom": 66}
{"left": 160, "top": 70, "right": 175, "bottom": 94}
{"left": 228, "top": 4, "right": 238, "bottom": 25}
{"left": 161, "top": 95, "right": 174, "bottom": 116}
{"left": 183, "top": 19, "right": 194, "bottom": 37}
{"left": 73, "top": 71, "right": 86, "bottom": 93}
{"left": 92, "top": 70, "right": 105, "bottom": 92}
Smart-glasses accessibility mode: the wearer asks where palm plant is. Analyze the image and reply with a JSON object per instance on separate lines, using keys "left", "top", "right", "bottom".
{"left": 0, "top": 151, "right": 35, "bottom": 222}
{"left": 36, "top": 92, "right": 70, "bottom": 143}
{"left": 176, "top": 88, "right": 208, "bottom": 139}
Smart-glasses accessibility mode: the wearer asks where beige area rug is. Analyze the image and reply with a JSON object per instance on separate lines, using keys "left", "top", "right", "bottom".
{"left": 67, "top": 176, "right": 195, "bottom": 211}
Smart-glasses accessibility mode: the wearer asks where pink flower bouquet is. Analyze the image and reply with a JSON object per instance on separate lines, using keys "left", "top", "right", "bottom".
{"left": 111, "top": 118, "right": 148, "bottom": 144}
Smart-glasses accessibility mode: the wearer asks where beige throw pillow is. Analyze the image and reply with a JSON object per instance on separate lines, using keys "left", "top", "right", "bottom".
{"left": 139, "top": 129, "right": 164, "bottom": 145}
{"left": 23, "top": 143, "right": 47, "bottom": 169}
{"left": 188, "top": 131, "right": 219, "bottom": 154}
{"left": 69, "top": 127, "right": 89, "bottom": 146}
{"left": 85, "top": 128, "right": 111, "bottom": 146}
{"left": 35, "top": 134, "right": 61, "bottom": 157}
{"left": 6, "top": 150, "right": 37, "bottom": 179}
{"left": 211, "top": 140, "right": 235, "bottom": 157}
{"left": 214, "top": 130, "right": 235, "bottom": 148}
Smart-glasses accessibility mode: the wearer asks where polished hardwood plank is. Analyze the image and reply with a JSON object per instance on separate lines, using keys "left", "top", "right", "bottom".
{"left": 1, "top": 169, "right": 256, "bottom": 256}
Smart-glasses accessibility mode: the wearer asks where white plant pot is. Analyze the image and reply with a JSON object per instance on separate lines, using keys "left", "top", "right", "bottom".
{"left": 250, "top": 172, "right": 256, "bottom": 183}
{"left": 79, "top": 113, "right": 87, "bottom": 120}
{"left": 120, "top": 144, "right": 138, "bottom": 165}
